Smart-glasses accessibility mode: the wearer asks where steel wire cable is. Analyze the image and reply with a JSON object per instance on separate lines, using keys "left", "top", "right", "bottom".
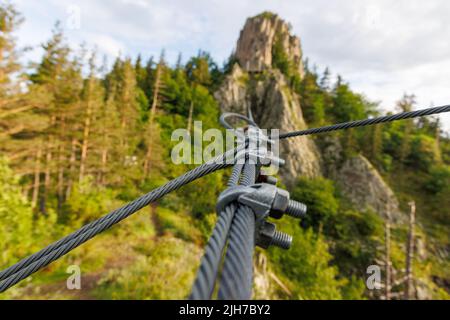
{"left": 189, "top": 203, "right": 237, "bottom": 300}
{"left": 279, "top": 104, "right": 450, "bottom": 139}
{"left": 227, "top": 163, "right": 244, "bottom": 187}
{"left": 0, "top": 150, "right": 239, "bottom": 292}
{"left": 189, "top": 161, "right": 245, "bottom": 300}
{"left": 217, "top": 163, "right": 257, "bottom": 300}
{"left": 217, "top": 204, "right": 255, "bottom": 300}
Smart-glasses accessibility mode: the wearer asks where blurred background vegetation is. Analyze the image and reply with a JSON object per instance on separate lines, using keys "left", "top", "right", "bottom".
{"left": 0, "top": 4, "right": 448, "bottom": 299}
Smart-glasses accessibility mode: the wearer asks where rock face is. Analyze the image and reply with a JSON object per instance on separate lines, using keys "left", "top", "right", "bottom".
{"left": 216, "top": 14, "right": 321, "bottom": 186}
{"left": 235, "top": 12, "right": 304, "bottom": 76}
{"left": 336, "top": 155, "right": 404, "bottom": 222}
{"left": 216, "top": 12, "right": 404, "bottom": 222}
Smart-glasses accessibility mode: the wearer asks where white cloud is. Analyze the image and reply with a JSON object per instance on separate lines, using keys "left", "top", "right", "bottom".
{"left": 13, "top": 0, "right": 450, "bottom": 131}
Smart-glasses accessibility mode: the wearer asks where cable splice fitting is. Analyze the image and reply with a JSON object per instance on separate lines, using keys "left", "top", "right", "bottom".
{"left": 216, "top": 182, "right": 306, "bottom": 250}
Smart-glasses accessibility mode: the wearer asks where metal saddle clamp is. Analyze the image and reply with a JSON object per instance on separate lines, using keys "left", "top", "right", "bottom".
{"left": 216, "top": 183, "right": 307, "bottom": 250}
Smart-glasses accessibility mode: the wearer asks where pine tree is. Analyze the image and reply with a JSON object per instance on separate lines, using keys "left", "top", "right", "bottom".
{"left": 143, "top": 53, "right": 166, "bottom": 177}
{"left": 95, "top": 84, "right": 121, "bottom": 187}
{"left": 185, "top": 51, "right": 213, "bottom": 87}
{"left": 103, "top": 57, "right": 142, "bottom": 186}
{"left": 396, "top": 94, "right": 416, "bottom": 164}
{"left": 0, "top": 2, "right": 22, "bottom": 96}
{"left": 28, "top": 23, "right": 83, "bottom": 213}
{"left": 78, "top": 52, "right": 104, "bottom": 182}
{"left": 319, "top": 67, "right": 331, "bottom": 91}
{"left": 135, "top": 54, "right": 147, "bottom": 91}
{"left": 0, "top": 3, "right": 29, "bottom": 149}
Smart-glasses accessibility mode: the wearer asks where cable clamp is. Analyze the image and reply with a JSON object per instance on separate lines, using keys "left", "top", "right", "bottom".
{"left": 216, "top": 183, "right": 277, "bottom": 219}
{"left": 216, "top": 182, "right": 307, "bottom": 250}
{"left": 216, "top": 183, "right": 306, "bottom": 220}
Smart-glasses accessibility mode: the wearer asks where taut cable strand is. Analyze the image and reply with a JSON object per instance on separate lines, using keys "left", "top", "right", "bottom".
{"left": 279, "top": 105, "right": 450, "bottom": 139}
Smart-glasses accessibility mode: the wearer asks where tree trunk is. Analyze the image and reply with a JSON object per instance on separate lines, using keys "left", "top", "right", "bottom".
{"left": 149, "top": 63, "right": 162, "bottom": 125}
{"left": 385, "top": 220, "right": 391, "bottom": 300}
{"left": 187, "top": 100, "right": 194, "bottom": 134}
{"left": 404, "top": 201, "right": 416, "bottom": 300}
{"left": 66, "top": 138, "right": 77, "bottom": 199}
{"left": 100, "top": 148, "right": 108, "bottom": 186}
{"left": 79, "top": 91, "right": 92, "bottom": 182}
{"left": 143, "top": 62, "right": 162, "bottom": 177}
{"left": 41, "top": 138, "right": 53, "bottom": 214}
{"left": 31, "top": 146, "right": 42, "bottom": 208}
{"left": 57, "top": 118, "right": 66, "bottom": 214}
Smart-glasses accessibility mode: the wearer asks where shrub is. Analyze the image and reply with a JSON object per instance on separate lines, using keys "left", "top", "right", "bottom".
{"left": 291, "top": 177, "right": 339, "bottom": 230}
{"left": 268, "top": 224, "right": 344, "bottom": 299}
{"left": 63, "top": 176, "right": 117, "bottom": 227}
{"left": 426, "top": 165, "right": 450, "bottom": 194}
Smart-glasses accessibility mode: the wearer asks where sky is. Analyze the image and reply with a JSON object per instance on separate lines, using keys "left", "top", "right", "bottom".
{"left": 13, "top": 0, "right": 450, "bottom": 131}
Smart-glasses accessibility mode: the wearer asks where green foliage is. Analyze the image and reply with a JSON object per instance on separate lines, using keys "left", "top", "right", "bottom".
{"left": 155, "top": 207, "right": 202, "bottom": 243}
{"left": 330, "top": 209, "right": 383, "bottom": 275}
{"left": 288, "top": 176, "right": 383, "bottom": 298}
{"left": 340, "top": 275, "right": 367, "bottom": 300}
{"left": 63, "top": 176, "right": 117, "bottom": 227}
{"left": 185, "top": 52, "right": 214, "bottom": 87}
{"left": 269, "top": 225, "right": 344, "bottom": 299}
{"left": 94, "top": 237, "right": 201, "bottom": 299}
{"left": 298, "top": 70, "right": 327, "bottom": 126}
{"left": 426, "top": 165, "right": 450, "bottom": 194}
{"left": 0, "top": 157, "right": 57, "bottom": 268}
{"left": 256, "top": 11, "right": 276, "bottom": 20}
{"left": 408, "top": 134, "right": 441, "bottom": 170}
{"left": 272, "top": 36, "right": 291, "bottom": 77}
{"left": 0, "top": 157, "right": 33, "bottom": 265}
{"left": 331, "top": 82, "right": 374, "bottom": 122}
{"left": 181, "top": 170, "right": 224, "bottom": 218}
{"left": 291, "top": 177, "right": 338, "bottom": 230}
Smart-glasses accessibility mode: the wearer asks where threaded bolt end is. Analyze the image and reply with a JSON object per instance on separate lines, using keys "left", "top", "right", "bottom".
{"left": 286, "top": 200, "right": 307, "bottom": 218}
{"left": 271, "top": 231, "right": 292, "bottom": 249}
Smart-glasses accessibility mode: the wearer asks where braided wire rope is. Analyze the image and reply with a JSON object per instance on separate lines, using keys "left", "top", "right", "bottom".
{"left": 190, "top": 134, "right": 259, "bottom": 299}
{"left": 189, "top": 159, "right": 245, "bottom": 300}
{"left": 217, "top": 162, "right": 257, "bottom": 300}
{"left": 279, "top": 104, "right": 450, "bottom": 139}
{"left": 0, "top": 150, "right": 238, "bottom": 292}
{"left": 217, "top": 203, "right": 256, "bottom": 299}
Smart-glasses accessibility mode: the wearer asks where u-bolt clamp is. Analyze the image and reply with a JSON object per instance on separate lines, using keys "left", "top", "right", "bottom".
{"left": 216, "top": 183, "right": 307, "bottom": 250}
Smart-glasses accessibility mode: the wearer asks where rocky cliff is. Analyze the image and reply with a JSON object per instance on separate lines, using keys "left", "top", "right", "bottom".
{"left": 216, "top": 14, "right": 321, "bottom": 186}
{"left": 216, "top": 12, "right": 404, "bottom": 221}
{"left": 235, "top": 12, "right": 304, "bottom": 77}
{"left": 337, "top": 155, "right": 404, "bottom": 222}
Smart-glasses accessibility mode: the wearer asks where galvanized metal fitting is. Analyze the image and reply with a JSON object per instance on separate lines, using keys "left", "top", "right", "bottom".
{"left": 216, "top": 182, "right": 306, "bottom": 251}
{"left": 216, "top": 183, "right": 307, "bottom": 221}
